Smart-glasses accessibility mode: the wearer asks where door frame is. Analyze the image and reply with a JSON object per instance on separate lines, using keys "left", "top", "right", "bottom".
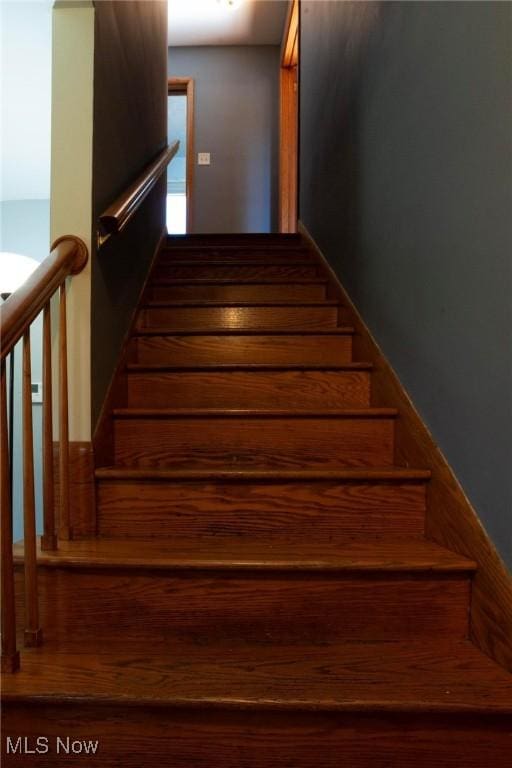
{"left": 168, "top": 77, "right": 194, "bottom": 233}
{"left": 279, "top": 0, "right": 299, "bottom": 233}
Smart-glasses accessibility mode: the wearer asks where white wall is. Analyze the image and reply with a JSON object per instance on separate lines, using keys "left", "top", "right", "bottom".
{"left": 0, "top": 0, "right": 52, "bottom": 202}
{"left": 1, "top": 1, "right": 53, "bottom": 541}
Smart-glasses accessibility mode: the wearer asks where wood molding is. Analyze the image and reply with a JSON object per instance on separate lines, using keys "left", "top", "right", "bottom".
{"left": 53, "top": 442, "right": 96, "bottom": 539}
{"left": 279, "top": 0, "right": 299, "bottom": 234}
{"left": 168, "top": 78, "right": 194, "bottom": 234}
{"left": 93, "top": 230, "right": 167, "bottom": 467}
{"left": 281, "top": 0, "right": 299, "bottom": 68}
{"left": 298, "top": 219, "right": 512, "bottom": 673}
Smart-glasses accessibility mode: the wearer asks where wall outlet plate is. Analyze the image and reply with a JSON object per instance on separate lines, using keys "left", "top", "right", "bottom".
{"left": 198, "top": 152, "right": 210, "bottom": 165}
{"left": 31, "top": 382, "right": 43, "bottom": 404}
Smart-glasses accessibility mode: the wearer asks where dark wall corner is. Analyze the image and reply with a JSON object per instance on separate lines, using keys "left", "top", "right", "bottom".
{"left": 299, "top": 0, "right": 512, "bottom": 567}
{"left": 91, "top": 0, "right": 168, "bottom": 428}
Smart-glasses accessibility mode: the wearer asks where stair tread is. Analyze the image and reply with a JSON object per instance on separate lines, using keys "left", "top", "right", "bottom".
{"left": 112, "top": 407, "right": 398, "bottom": 419}
{"left": 95, "top": 466, "right": 431, "bottom": 481}
{"left": 126, "top": 362, "right": 372, "bottom": 372}
{"left": 142, "top": 300, "right": 340, "bottom": 308}
{"left": 4, "top": 641, "right": 510, "bottom": 712}
{"left": 157, "top": 259, "right": 316, "bottom": 266}
{"left": 14, "top": 536, "right": 476, "bottom": 572}
{"left": 148, "top": 278, "right": 328, "bottom": 285}
{"left": 134, "top": 327, "right": 356, "bottom": 336}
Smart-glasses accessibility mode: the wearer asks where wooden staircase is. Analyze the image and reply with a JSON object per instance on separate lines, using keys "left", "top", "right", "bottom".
{"left": 3, "top": 234, "right": 512, "bottom": 766}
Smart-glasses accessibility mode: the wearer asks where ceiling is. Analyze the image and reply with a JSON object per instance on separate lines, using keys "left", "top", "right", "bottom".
{"left": 168, "top": 0, "right": 288, "bottom": 47}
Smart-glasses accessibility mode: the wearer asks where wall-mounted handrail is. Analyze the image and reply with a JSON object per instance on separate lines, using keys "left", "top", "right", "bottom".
{"left": 98, "top": 141, "right": 180, "bottom": 245}
{"left": 0, "top": 234, "right": 88, "bottom": 673}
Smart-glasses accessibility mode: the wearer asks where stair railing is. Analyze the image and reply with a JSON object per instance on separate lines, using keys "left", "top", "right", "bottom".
{"left": 0, "top": 235, "right": 88, "bottom": 673}
{"left": 97, "top": 140, "right": 179, "bottom": 247}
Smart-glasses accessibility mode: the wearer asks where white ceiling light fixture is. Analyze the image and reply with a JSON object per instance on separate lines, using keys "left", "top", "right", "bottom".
{"left": 216, "top": 0, "right": 245, "bottom": 9}
{"left": 168, "top": 0, "right": 288, "bottom": 47}
{"left": 0, "top": 252, "right": 40, "bottom": 298}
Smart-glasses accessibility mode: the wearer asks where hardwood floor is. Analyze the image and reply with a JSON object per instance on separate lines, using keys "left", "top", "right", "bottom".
{"left": 3, "top": 233, "right": 511, "bottom": 766}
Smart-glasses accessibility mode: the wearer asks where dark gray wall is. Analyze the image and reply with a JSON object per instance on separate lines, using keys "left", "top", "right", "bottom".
{"left": 92, "top": 0, "right": 168, "bottom": 426}
{"left": 168, "top": 46, "right": 280, "bottom": 233}
{"left": 300, "top": 1, "right": 512, "bottom": 567}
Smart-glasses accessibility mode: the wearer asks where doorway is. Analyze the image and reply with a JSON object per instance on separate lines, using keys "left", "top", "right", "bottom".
{"left": 167, "top": 78, "right": 194, "bottom": 234}
{"left": 279, "top": 0, "right": 299, "bottom": 233}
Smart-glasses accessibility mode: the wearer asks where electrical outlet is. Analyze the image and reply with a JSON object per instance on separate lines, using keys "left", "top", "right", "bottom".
{"left": 31, "top": 382, "right": 43, "bottom": 404}
{"left": 198, "top": 152, "right": 211, "bottom": 166}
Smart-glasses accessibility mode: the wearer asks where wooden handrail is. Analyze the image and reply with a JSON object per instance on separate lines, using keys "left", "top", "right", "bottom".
{"left": 0, "top": 235, "right": 88, "bottom": 360}
{"left": 98, "top": 141, "right": 180, "bottom": 244}
{"left": 1, "top": 233, "right": 88, "bottom": 673}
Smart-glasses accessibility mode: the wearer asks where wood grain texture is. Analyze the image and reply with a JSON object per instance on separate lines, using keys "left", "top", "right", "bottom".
{"left": 166, "top": 233, "right": 304, "bottom": 248}
{"left": 126, "top": 369, "right": 371, "bottom": 409}
{"left": 154, "top": 263, "right": 319, "bottom": 280}
{"left": 5, "top": 642, "right": 512, "bottom": 713}
{"left": 96, "top": 475, "right": 427, "bottom": 539}
{"left": 15, "top": 537, "right": 468, "bottom": 572}
{"left": 14, "top": 569, "right": 472, "bottom": 649}
{"left": 1, "top": 359, "right": 19, "bottom": 672}
{"left": 299, "top": 221, "right": 512, "bottom": 673}
{"left": 149, "top": 281, "right": 326, "bottom": 302}
{"left": 52, "top": 442, "right": 96, "bottom": 539}
{"left": 4, "top": 703, "right": 512, "bottom": 768}
{"left": 58, "top": 283, "right": 70, "bottom": 540}
{"left": 137, "top": 303, "right": 342, "bottom": 330}
{"left": 41, "top": 302, "right": 57, "bottom": 551}
{"left": 22, "top": 331, "right": 42, "bottom": 647}
{"left": 113, "top": 412, "right": 396, "bottom": 469}
{"left": 133, "top": 332, "right": 354, "bottom": 366}
{"left": 159, "top": 250, "right": 314, "bottom": 263}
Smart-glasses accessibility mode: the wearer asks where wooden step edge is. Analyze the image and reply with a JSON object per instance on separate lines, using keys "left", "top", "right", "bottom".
{"left": 141, "top": 300, "right": 341, "bottom": 308}
{"left": 133, "top": 327, "right": 356, "bottom": 337}
{"left": 111, "top": 407, "right": 399, "bottom": 420}
{"left": 12, "top": 538, "right": 477, "bottom": 574}
{"left": 94, "top": 466, "right": 431, "bottom": 482}
{"left": 4, "top": 690, "right": 509, "bottom": 716}
{"left": 154, "top": 260, "right": 317, "bottom": 267}
{"left": 148, "top": 278, "right": 328, "bottom": 286}
{"left": 125, "top": 362, "right": 373, "bottom": 373}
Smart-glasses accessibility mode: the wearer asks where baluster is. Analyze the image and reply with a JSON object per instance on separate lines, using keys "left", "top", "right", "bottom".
{"left": 1, "top": 359, "right": 20, "bottom": 672}
{"left": 22, "top": 331, "right": 42, "bottom": 647}
{"left": 59, "top": 282, "right": 71, "bottom": 540}
{"left": 41, "top": 301, "right": 57, "bottom": 550}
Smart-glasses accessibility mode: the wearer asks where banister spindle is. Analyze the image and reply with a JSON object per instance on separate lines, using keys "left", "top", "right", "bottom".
{"left": 22, "top": 330, "right": 42, "bottom": 647}
{"left": 41, "top": 301, "right": 57, "bottom": 551}
{"left": 1, "top": 359, "right": 20, "bottom": 672}
{"left": 58, "top": 282, "right": 71, "bottom": 540}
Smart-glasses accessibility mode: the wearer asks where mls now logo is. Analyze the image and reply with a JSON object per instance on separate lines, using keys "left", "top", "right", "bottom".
{"left": 6, "top": 736, "right": 99, "bottom": 755}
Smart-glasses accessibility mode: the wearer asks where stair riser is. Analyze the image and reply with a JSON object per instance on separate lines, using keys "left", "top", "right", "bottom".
{"left": 148, "top": 283, "right": 327, "bottom": 302}
{"left": 137, "top": 306, "right": 343, "bottom": 331}
{"left": 153, "top": 265, "right": 320, "bottom": 280}
{"left": 167, "top": 234, "right": 303, "bottom": 246}
{"left": 15, "top": 569, "right": 470, "bottom": 648}
{"left": 4, "top": 706, "right": 510, "bottom": 768}
{"left": 113, "top": 417, "right": 395, "bottom": 469}
{"left": 159, "top": 249, "right": 315, "bottom": 262}
{"left": 96, "top": 479, "right": 427, "bottom": 539}
{"left": 132, "top": 334, "right": 354, "bottom": 366}
{"left": 126, "top": 371, "right": 371, "bottom": 409}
